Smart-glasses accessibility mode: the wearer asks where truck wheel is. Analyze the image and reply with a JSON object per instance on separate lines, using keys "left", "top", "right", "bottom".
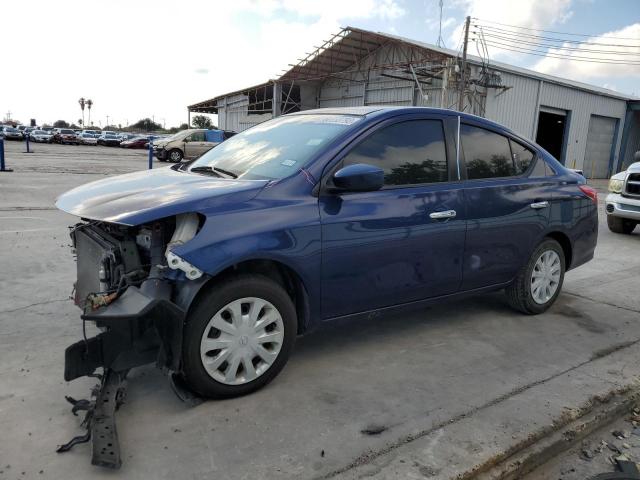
{"left": 607, "top": 215, "right": 637, "bottom": 234}
{"left": 168, "top": 149, "right": 183, "bottom": 162}
{"left": 505, "top": 238, "right": 565, "bottom": 315}
{"left": 182, "top": 274, "right": 297, "bottom": 398}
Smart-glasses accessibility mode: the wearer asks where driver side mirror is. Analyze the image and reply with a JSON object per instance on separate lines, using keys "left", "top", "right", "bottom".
{"left": 331, "top": 163, "right": 384, "bottom": 192}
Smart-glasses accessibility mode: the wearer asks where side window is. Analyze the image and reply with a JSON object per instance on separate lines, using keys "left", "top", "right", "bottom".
{"left": 461, "top": 124, "right": 514, "bottom": 179}
{"left": 191, "top": 132, "right": 205, "bottom": 142}
{"left": 529, "top": 158, "right": 547, "bottom": 177}
{"left": 510, "top": 140, "right": 535, "bottom": 175}
{"left": 342, "top": 120, "right": 448, "bottom": 186}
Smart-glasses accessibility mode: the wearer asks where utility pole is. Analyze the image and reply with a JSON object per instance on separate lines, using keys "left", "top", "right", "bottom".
{"left": 457, "top": 15, "right": 470, "bottom": 111}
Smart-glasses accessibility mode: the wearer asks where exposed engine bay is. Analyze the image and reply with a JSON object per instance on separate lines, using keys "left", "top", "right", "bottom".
{"left": 58, "top": 213, "right": 207, "bottom": 468}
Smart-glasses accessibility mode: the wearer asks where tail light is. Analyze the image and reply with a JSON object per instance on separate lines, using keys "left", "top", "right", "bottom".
{"left": 578, "top": 184, "right": 598, "bottom": 203}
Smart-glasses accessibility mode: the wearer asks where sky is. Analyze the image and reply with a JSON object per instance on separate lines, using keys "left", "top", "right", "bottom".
{"left": 1, "top": 0, "right": 638, "bottom": 128}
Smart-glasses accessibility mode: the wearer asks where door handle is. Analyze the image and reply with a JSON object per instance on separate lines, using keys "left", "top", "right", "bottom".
{"left": 429, "top": 210, "right": 457, "bottom": 220}
{"left": 530, "top": 201, "right": 550, "bottom": 209}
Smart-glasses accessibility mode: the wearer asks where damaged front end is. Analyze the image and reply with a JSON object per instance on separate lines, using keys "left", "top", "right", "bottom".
{"left": 58, "top": 213, "right": 206, "bottom": 468}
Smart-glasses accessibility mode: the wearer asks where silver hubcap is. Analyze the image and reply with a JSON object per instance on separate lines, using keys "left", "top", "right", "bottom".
{"left": 200, "top": 297, "right": 284, "bottom": 386}
{"left": 171, "top": 151, "right": 180, "bottom": 161}
{"left": 530, "top": 250, "right": 561, "bottom": 304}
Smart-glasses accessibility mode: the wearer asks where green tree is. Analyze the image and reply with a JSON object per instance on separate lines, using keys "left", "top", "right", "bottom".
{"left": 130, "top": 118, "right": 163, "bottom": 132}
{"left": 191, "top": 115, "right": 215, "bottom": 129}
{"left": 53, "top": 119, "right": 70, "bottom": 128}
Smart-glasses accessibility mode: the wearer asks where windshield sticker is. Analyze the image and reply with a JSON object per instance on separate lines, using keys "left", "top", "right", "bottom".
{"left": 281, "top": 159, "right": 297, "bottom": 167}
{"left": 306, "top": 138, "right": 323, "bottom": 146}
{"left": 312, "top": 115, "right": 362, "bottom": 126}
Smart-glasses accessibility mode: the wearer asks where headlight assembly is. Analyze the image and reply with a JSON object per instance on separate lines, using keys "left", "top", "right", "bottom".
{"left": 608, "top": 178, "right": 624, "bottom": 193}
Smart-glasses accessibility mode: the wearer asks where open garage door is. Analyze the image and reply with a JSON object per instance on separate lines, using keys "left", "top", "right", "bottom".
{"left": 585, "top": 115, "right": 617, "bottom": 179}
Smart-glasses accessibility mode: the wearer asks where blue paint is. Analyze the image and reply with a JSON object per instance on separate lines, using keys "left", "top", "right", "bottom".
{"left": 148, "top": 139, "right": 153, "bottom": 170}
{"left": 56, "top": 107, "right": 598, "bottom": 330}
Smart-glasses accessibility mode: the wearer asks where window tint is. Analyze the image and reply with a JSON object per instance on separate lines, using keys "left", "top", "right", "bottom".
{"left": 190, "top": 132, "right": 206, "bottom": 142}
{"left": 510, "top": 140, "right": 535, "bottom": 175}
{"left": 342, "top": 120, "right": 448, "bottom": 186}
{"left": 461, "top": 124, "right": 514, "bottom": 179}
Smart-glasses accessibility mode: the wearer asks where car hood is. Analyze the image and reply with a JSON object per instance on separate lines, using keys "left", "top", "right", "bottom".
{"left": 55, "top": 166, "right": 269, "bottom": 226}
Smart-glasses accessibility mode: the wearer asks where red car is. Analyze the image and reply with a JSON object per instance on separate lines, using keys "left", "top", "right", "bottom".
{"left": 53, "top": 129, "right": 79, "bottom": 145}
{"left": 120, "top": 136, "right": 149, "bottom": 149}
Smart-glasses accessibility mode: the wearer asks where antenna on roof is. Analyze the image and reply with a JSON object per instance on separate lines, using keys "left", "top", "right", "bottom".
{"left": 436, "top": 0, "right": 446, "bottom": 48}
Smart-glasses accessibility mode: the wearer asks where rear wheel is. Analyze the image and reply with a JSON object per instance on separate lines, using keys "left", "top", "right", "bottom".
{"left": 506, "top": 238, "right": 565, "bottom": 314}
{"left": 182, "top": 274, "right": 297, "bottom": 398}
{"left": 607, "top": 215, "right": 637, "bottom": 234}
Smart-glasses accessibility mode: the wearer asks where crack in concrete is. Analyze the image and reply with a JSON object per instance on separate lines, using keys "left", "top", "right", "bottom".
{"left": 0, "top": 298, "right": 69, "bottom": 315}
{"left": 564, "top": 291, "right": 640, "bottom": 315}
{"left": 316, "top": 337, "right": 640, "bottom": 479}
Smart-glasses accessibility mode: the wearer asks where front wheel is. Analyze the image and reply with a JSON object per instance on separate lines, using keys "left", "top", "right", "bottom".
{"left": 607, "top": 215, "right": 637, "bottom": 234}
{"left": 182, "top": 274, "right": 297, "bottom": 398}
{"left": 506, "top": 238, "right": 565, "bottom": 315}
{"left": 168, "top": 149, "right": 183, "bottom": 162}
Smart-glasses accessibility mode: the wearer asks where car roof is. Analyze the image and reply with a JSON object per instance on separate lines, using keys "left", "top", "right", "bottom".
{"left": 288, "top": 106, "right": 516, "bottom": 136}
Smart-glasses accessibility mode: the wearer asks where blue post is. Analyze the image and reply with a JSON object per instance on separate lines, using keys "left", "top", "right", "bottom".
{"left": 0, "top": 138, "right": 12, "bottom": 172}
{"left": 25, "top": 134, "right": 30, "bottom": 153}
{"left": 148, "top": 138, "right": 153, "bottom": 170}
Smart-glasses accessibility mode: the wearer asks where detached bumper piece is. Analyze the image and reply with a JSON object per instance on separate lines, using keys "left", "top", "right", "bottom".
{"left": 59, "top": 284, "right": 185, "bottom": 469}
{"left": 57, "top": 369, "right": 126, "bottom": 469}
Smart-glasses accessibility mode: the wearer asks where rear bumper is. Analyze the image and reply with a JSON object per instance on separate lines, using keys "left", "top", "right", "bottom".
{"left": 605, "top": 193, "right": 640, "bottom": 221}
{"left": 64, "top": 285, "right": 185, "bottom": 381}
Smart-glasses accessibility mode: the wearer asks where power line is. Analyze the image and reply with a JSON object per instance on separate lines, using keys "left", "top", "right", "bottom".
{"left": 473, "top": 23, "right": 640, "bottom": 48}
{"left": 472, "top": 30, "right": 640, "bottom": 56}
{"left": 476, "top": 39, "right": 640, "bottom": 64}
{"left": 471, "top": 17, "right": 640, "bottom": 41}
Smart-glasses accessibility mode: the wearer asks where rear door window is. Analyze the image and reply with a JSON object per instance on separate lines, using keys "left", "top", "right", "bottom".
{"left": 461, "top": 124, "right": 514, "bottom": 179}
{"left": 342, "top": 120, "right": 448, "bottom": 186}
{"left": 510, "top": 140, "right": 536, "bottom": 175}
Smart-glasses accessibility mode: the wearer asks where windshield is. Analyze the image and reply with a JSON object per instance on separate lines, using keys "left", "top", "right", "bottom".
{"left": 61, "top": 129, "right": 74, "bottom": 134}
{"left": 6, "top": 128, "right": 17, "bottom": 132}
{"left": 188, "top": 114, "right": 361, "bottom": 180}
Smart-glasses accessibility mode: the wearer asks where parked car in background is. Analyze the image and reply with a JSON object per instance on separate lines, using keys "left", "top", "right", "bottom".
{"left": 120, "top": 136, "right": 149, "bottom": 149}
{"left": 54, "top": 128, "right": 79, "bottom": 144}
{"left": 97, "top": 132, "right": 121, "bottom": 146}
{"left": 77, "top": 133, "right": 98, "bottom": 145}
{"left": 29, "top": 130, "right": 54, "bottom": 143}
{"left": 55, "top": 106, "right": 598, "bottom": 403}
{"left": 606, "top": 153, "right": 640, "bottom": 234}
{"left": 81, "top": 129, "right": 101, "bottom": 137}
{"left": 2, "top": 126, "right": 23, "bottom": 140}
{"left": 153, "top": 128, "right": 236, "bottom": 162}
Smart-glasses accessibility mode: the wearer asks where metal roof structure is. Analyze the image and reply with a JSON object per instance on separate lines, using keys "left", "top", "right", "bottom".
{"left": 188, "top": 25, "right": 636, "bottom": 115}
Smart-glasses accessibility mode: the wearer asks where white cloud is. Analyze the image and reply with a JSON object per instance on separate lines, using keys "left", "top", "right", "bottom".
{"left": 0, "top": 0, "right": 405, "bottom": 128}
{"left": 449, "top": 0, "right": 573, "bottom": 56}
{"left": 533, "top": 23, "right": 640, "bottom": 81}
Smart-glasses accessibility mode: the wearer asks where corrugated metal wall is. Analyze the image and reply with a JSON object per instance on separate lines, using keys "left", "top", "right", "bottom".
{"left": 484, "top": 71, "right": 539, "bottom": 139}
{"left": 538, "top": 82, "right": 626, "bottom": 172}
{"left": 217, "top": 93, "right": 273, "bottom": 132}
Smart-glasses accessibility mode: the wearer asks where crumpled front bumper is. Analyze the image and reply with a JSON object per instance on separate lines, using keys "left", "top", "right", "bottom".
{"left": 64, "top": 284, "right": 185, "bottom": 382}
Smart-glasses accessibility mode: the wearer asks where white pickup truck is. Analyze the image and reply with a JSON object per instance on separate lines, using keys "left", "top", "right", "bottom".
{"left": 606, "top": 152, "right": 640, "bottom": 234}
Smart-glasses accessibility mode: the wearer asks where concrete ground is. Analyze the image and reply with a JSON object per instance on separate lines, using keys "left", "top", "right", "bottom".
{"left": 0, "top": 141, "right": 639, "bottom": 480}
{"left": 524, "top": 406, "right": 640, "bottom": 479}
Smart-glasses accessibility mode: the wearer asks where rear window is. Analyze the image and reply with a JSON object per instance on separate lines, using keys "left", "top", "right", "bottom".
{"left": 61, "top": 129, "right": 74, "bottom": 134}
{"left": 461, "top": 124, "right": 537, "bottom": 179}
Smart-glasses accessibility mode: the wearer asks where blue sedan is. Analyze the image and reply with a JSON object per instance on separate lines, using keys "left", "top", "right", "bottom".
{"left": 56, "top": 106, "right": 598, "bottom": 400}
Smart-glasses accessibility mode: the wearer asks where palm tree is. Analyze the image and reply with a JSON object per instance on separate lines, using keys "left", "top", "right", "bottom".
{"left": 86, "top": 99, "right": 93, "bottom": 126}
{"left": 78, "top": 97, "right": 85, "bottom": 127}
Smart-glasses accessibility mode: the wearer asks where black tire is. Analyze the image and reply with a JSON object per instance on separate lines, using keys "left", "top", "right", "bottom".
{"left": 168, "top": 149, "right": 183, "bottom": 162}
{"left": 182, "top": 274, "right": 297, "bottom": 398}
{"left": 505, "top": 238, "right": 565, "bottom": 315}
{"left": 607, "top": 215, "right": 636, "bottom": 234}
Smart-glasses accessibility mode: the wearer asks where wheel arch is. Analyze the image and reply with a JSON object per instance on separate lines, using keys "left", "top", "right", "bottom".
{"left": 545, "top": 231, "right": 573, "bottom": 269}
{"left": 180, "top": 258, "right": 312, "bottom": 335}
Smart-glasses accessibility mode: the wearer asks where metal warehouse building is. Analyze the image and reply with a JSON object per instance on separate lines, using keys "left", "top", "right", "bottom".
{"left": 188, "top": 26, "right": 640, "bottom": 179}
